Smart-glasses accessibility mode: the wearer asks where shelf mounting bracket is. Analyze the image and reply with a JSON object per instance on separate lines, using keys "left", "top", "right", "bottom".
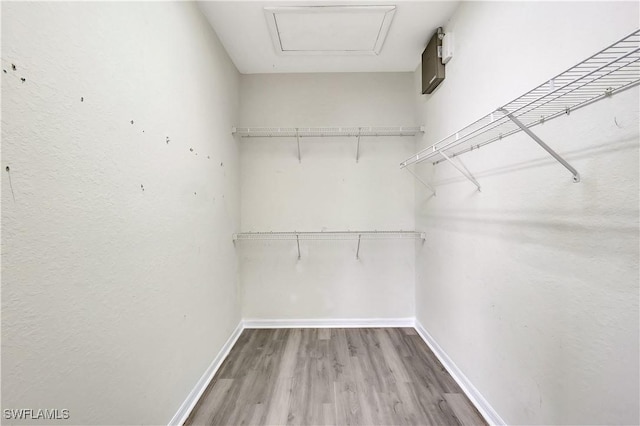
{"left": 438, "top": 151, "right": 481, "bottom": 191}
{"left": 296, "top": 128, "right": 301, "bottom": 163}
{"left": 356, "top": 128, "right": 361, "bottom": 163}
{"left": 403, "top": 165, "right": 436, "bottom": 196}
{"left": 296, "top": 234, "right": 301, "bottom": 259}
{"left": 356, "top": 234, "right": 362, "bottom": 260}
{"left": 499, "top": 108, "right": 580, "bottom": 182}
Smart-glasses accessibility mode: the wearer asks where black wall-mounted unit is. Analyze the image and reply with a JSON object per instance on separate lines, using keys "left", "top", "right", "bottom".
{"left": 422, "top": 27, "right": 445, "bottom": 94}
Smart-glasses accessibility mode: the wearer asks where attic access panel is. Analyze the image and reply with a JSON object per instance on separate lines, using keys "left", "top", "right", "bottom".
{"left": 264, "top": 6, "right": 396, "bottom": 56}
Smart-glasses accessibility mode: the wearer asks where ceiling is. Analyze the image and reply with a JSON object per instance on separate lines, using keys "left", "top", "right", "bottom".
{"left": 198, "top": 1, "right": 460, "bottom": 74}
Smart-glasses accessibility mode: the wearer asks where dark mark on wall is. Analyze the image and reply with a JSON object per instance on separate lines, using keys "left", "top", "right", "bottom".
{"left": 207, "top": 156, "right": 210, "bottom": 159}
{"left": 194, "top": 192, "right": 197, "bottom": 195}
{"left": 130, "top": 120, "right": 134, "bottom": 125}
{"left": 20, "top": 78, "right": 25, "bottom": 83}
{"left": 141, "top": 184, "right": 144, "bottom": 191}
{"left": 166, "top": 137, "right": 170, "bottom": 144}
{"left": 190, "top": 148, "right": 194, "bottom": 152}
{"left": 5, "top": 166, "right": 15, "bottom": 202}
{"left": 3, "top": 70, "right": 6, "bottom": 74}
{"left": 81, "top": 97, "right": 84, "bottom": 102}
{"left": 11, "top": 64, "right": 16, "bottom": 71}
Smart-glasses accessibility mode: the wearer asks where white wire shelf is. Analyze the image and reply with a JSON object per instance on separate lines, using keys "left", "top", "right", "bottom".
{"left": 233, "top": 126, "right": 423, "bottom": 162}
{"left": 401, "top": 29, "right": 640, "bottom": 187}
{"left": 233, "top": 126, "right": 424, "bottom": 137}
{"left": 233, "top": 231, "right": 424, "bottom": 241}
{"left": 233, "top": 231, "right": 425, "bottom": 259}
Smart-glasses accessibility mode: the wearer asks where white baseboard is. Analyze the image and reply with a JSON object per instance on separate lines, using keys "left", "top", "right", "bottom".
{"left": 414, "top": 319, "right": 506, "bottom": 426}
{"left": 168, "top": 321, "right": 244, "bottom": 426}
{"left": 242, "top": 317, "right": 415, "bottom": 329}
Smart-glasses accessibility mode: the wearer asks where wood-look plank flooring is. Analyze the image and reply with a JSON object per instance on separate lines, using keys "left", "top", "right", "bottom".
{"left": 185, "top": 328, "right": 487, "bottom": 426}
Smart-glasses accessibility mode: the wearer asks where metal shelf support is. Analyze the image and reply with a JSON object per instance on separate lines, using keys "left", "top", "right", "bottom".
{"left": 296, "top": 234, "right": 301, "bottom": 259}
{"left": 356, "top": 128, "right": 361, "bottom": 163}
{"left": 404, "top": 166, "right": 436, "bottom": 196}
{"left": 439, "top": 151, "right": 481, "bottom": 191}
{"left": 296, "top": 128, "right": 301, "bottom": 163}
{"left": 356, "top": 234, "right": 362, "bottom": 259}
{"left": 499, "top": 108, "right": 580, "bottom": 182}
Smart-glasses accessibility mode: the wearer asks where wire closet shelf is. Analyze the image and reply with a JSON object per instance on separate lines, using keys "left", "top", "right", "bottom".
{"left": 233, "top": 231, "right": 425, "bottom": 241}
{"left": 233, "top": 126, "right": 424, "bottom": 137}
{"left": 401, "top": 30, "right": 640, "bottom": 172}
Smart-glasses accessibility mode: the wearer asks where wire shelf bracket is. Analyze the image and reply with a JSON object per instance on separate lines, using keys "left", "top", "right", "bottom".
{"left": 403, "top": 165, "right": 436, "bottom": 196}
{"left": 232, "top": 126, "right": 424, "bottom": 163}
{"left": 400, "top": 29, "right": 640, "bottom": 190}
{"left": 233, "top": 230, "right": 426, "bottom": 260}
{"left": 439, "top": 150, "right": 481, "bottom": 191}
{"left": 499, "top": 108, "right": 580, "bottom": 182}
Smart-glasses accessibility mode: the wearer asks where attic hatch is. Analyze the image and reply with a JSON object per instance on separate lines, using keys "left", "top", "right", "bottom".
{"left": 264, "top": 5, "right": 396, "bottom": 56}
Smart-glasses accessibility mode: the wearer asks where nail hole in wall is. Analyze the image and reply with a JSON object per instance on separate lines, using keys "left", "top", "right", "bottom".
{"left": 6, "top": 166, "right": 15, "bottom": 202}
{"left": 81, "top": 97, "right": 84, "bottom": 102}
{"left": 11, "top": 64, "right": 16, "bottom": 71}
{"left": 20, "top": 78, "right": 25, "bottom": 83}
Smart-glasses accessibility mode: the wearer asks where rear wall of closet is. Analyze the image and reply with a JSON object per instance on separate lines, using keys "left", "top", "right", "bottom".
{"left": 1, "top": 2, "right": 638, "bottom": 426}
{"left": 239, "top": 73, "right": 416, "bottom": 321}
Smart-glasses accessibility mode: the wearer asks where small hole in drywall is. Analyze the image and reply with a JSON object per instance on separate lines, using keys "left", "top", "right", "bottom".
{"left": 130, "top": 120, "right": 134, "bottom": 125}
{"left": 220, "top": 162, "right": 223, "bottom": 167}
{"left": 189, "top": 148, "right": 194, "bottom": 152}
{"left": 81, "top": 97, "right": 84, "bottom": 102}
{"left": 140, "top": 184, "right": 144, "bottom": 191}
{"left": 11, "top": 64, "right": 16, "bottom": 71}
{"left": 2, "top": 70, "right": 6, "bottom": 74}
{"left": 5, "top": 166, "right": 10, "bottom": 172}
{"left": 166, "top": 137, "right": 170, "bottom": 144}
{"left": 20, "top": 78, "right": 25, "bottom": 83}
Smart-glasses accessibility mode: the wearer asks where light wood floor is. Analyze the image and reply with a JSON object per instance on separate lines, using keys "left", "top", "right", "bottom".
{"left": 185, "top": 328, "right": 487, "bottom": 426}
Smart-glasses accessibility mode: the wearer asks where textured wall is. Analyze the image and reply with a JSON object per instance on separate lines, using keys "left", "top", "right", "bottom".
{"left": 1, "top": 2, "right": 240, "bottom": 424}
{"left": 239, "top": 73, "right": 416, "bottom": 320}
{"left": 413, "top": 2, "right": 639, "bottom": 425}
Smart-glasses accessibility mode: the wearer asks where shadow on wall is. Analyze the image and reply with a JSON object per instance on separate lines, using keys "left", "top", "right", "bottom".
{"left": 424, "top": 136, "right": 637, "bottom": 188}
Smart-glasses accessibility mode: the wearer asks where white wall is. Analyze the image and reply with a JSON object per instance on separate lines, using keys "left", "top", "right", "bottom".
{"left": 239, "top": 73, "right": 416, "bottom": 320}
{"left": 413, "top": 2, "right": 639, "bottom": 425}
{"left": 1, "top": 2, "right": 240, "bottom": 424}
